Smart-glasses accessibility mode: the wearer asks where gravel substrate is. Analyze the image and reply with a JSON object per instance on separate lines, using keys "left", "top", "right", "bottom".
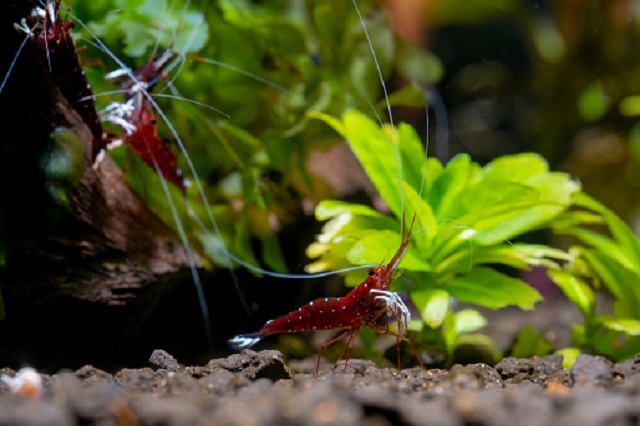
{"left": 1, "top": 349, "right": 640, "bottom": 425}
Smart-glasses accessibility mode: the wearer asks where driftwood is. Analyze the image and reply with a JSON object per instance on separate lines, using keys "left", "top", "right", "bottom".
{"left": 0, "top": 0, "right": 206, "bottom": 366}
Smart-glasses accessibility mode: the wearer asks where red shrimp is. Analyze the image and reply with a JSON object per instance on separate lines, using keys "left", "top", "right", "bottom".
{"left": 229, "top": 213, "right": 427, "bottom": 377}
{"left": 125, "top": 95, "right": 185, "bottom": 191}
{"left": 120, "top": 49, "right": 179, "bottom": 96}
{"left": 100, "top": 50, "right": 185, "bottom": 191}
{"left": 14, "top": 0, "right": 106, "bottom": 162}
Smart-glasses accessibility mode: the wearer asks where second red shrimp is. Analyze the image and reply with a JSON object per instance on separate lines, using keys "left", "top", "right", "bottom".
{"left": 229, "top": 213, "right": 427, "bottom": 377}
{"left": 99, "top": 51, "right": 185, "bottom": 191}
{"left": 12, "top": 0, "right": 107, "bottom": 162}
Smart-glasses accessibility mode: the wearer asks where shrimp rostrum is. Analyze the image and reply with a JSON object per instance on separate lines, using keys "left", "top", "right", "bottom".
{"left": 229, "top": 213, "right": 427, "bottom": 377}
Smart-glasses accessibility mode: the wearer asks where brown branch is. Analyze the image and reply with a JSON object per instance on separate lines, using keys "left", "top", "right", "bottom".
{"left": 0, "top": 0, "right": 199, "bottom": 312}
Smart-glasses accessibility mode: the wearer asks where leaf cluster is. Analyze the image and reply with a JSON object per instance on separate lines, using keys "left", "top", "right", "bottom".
{"left": 307, "top": 109, "right": 592, "bottom": 361}
{"left": 69, "top": 0, "right": 440, "bottom": 272}
{"left": 551, "top": 193, "right": 640, "bottom": 362}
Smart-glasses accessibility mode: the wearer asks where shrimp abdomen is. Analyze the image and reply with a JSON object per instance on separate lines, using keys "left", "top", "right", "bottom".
{"left": 259, "top": 296, "right": 359, "bottom": 335}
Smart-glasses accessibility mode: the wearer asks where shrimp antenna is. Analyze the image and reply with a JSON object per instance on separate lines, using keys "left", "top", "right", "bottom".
{"left": 351, "top": 0, "right": 405, "bottom": 219}
{"left": 0, "top": 33, "right": 30, "bottom": 94}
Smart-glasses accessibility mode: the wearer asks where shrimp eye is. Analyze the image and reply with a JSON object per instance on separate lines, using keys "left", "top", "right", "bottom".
{"left": 367, "top": 268, "right": 375, "bottom": 277}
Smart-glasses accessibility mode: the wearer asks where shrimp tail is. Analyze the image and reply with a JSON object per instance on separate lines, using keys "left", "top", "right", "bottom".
{"left": 228, "top": 332, "right": 262, "bottom": 351}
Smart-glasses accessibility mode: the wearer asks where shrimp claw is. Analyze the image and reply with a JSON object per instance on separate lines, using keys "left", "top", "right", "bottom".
{"left": 370, "top": 289, "right": 411, "bottom": 333}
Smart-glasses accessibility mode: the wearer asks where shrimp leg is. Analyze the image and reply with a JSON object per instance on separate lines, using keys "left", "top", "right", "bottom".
{"left": 316, "top": 326, "right": 360, "bottom": 377}
{"left": 366, "top": 317, "right": 427, "bottom": 372}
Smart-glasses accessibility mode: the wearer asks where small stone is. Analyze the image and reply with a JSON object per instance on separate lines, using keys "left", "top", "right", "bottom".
{"left": 571, "top": 354, "right": 614, "bottom": 387}
{"left": 495, "top": 357, "right": 533, "bottom": 379}
{"left": 74, "top": 365, "right": 113, "bottom": 382}
{"left": 206, "top": 350, "right": 293, "bottom": 381}
{"left": 149, "top": 349, "right": 180, "bottom": 371}
{"left": 449, "top": 364, "right": 503, "bottom": 388}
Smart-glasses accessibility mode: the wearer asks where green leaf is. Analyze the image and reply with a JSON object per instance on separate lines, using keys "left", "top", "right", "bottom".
{"left": 574, "top": 192, "right": 640, "bottom": 271}
{"left": 346, "top": 230, "right": 432, "bottom": 270}
{"left": 551, "top": 211, "right": 604, "bottom": 230}
{"left": 458, "top": 171, "right": 578, "bottom": 245}
{"left": 378, "top": 84, "right": 426, "bottom": 109}
{"left": 463, "top": 201, "right": 568, "bottom": 246}
{"left": 601, "top": 317, "right": 640, "bottom": 336}
{"left": 511, "top": 326, "right": 553, "bottom": 358}
{"left": 357, "top": 326, "right": 377, "bottom": 352}
{"left": 480, "top": 153, "right": 549, "bottom": 183}
{"left": 401, "top": 182, "right": 437, "bottom": 253}
{"left": 523, "top": 172, "right": 580, "bottom": 206}
{"left": 609, "top": 337, "right": 640, "bottom": 362}
{"left": 453, "top": 309, "right": 487, "bottom": 335}
{"left": 308, "top": 110, "right": 346, "bottom": 137}
{"left": 315, "top": 200, "right": 386, "bottom": 221}
{"left": 396, "top": 123, "right": 430, "bottom": 194}
{"left": 412, "top": 289, "right": 450, "bottom": 328}
{"left": 200, "top": 233, "right": 234, "bottom": 269}
{"left": 342, "top": 110, "right": 406, "bottom": 218}
{"left": 90, "top": 0, "right": 209, "bottom": 56}
{"left": 548, "top": 269, "right": 595, "bottom": 317}
{"left": 428, "top": 153, "right": 478, "bottom": 218}
{"left": 582, "top": 251, "right": 634, "bottom": 301}
{"left": 45, "top": 128, "right": 85, "bottom": 184}
{"left": 578, "top": 82, "right": 610, "bottom": 121}
{"left": 470, "top": 244, "right": 571, "bottom": 270}
{"left": 417, "top": 156, "right": 441, "bottom": 191}
{"left": 460, "top": 180, "right": 538, "bottom": 215}
{"left": 590, "top": 328, "right": 621, "bottom": 358}
{"left": 444, "top": 267, "right": 542, "bottom": 310}
{"left": 562, "top": 227, "right": 636, "bottom": 273}
{"left": 260, "top": 234, "right": 287, "bottom": 273}
{"left": 454, "top": 334, "right": 501, "bottom": 363}
{"left": 556, "top": 347, "right": 581, "bottom": 369}
{"left": 396, "top": 40, "right": 444, "bottom": 85}
{"left": 620, "top": 95, "right": 640, "bottom": 117}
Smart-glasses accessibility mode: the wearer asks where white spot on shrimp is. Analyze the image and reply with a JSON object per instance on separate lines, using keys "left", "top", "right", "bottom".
{"left": 309, "top": 301, "right": 314, "bottom": 306}
{"left": 364, "top": 283, "right": 368, "bottom": 288}
{"left": 298, "top": 316, "right": 302, "bottom": 320}
{"left": 342, "top": 306, "right": 346, "bottom": 311}
{"left": 266, "top": 320, "right": 273, "bottom": 324}
{"left": 337, "top": 297, "right": 341, "bottom": 301}
{"left": 324, "top": 298, "right": 329, "bottom": 302}
{"left": 331, "top": 309, "right": 336, "bottom": 313}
